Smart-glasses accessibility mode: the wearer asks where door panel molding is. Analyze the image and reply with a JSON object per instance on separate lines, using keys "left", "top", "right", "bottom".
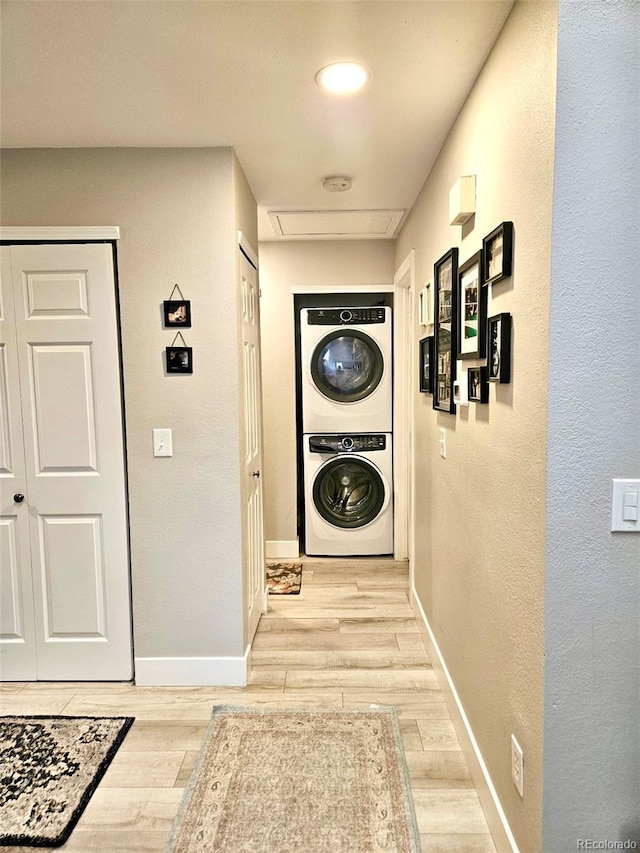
{"left": 0, "top": 517, "right": 24, "bottom": 639}
{"left": 0, "top": 346, "right": 14, "bottom": 475}
{"left": 29, "top": 344, "right": 99, "bottom": 475}
{"left": 38, "top": 514, "right": 107, "bottom": 640}
{"left": 25, "top": 271, "right": 90, "bottom": 318}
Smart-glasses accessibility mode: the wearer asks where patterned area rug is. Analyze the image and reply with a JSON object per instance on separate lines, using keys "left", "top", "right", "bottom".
{"left": 266, "top": 561, "right": 302, "bottom": 594}
{"left": 166, "top": 706, "right": 420, "bottom": 853}
{"left": 0, "top": 715, "right": 134, "bottom": 848}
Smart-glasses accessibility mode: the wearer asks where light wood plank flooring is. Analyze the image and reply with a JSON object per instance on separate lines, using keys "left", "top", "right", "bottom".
{"left": 0, "top": 558, "right": 496, "bottom": 852}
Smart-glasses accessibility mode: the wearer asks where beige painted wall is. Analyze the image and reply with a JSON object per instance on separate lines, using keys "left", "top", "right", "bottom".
{"left": 258, "top": 240, "right": 395, "bottom": 546}
{"left": 0, "top": 147, "right": 248, "bottom": 660}
{"left": 395, "top": 3, "right": 557, "bottom": 850}
{"left": 233, "top": 153, "right": 258, "bottom": 255}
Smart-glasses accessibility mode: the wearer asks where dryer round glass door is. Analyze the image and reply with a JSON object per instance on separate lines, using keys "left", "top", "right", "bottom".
{"left": 312, "top": 457, "right": 386, "bottom": 529}
{"left": 310, "top": 330, "right": 384, "bottom": 402}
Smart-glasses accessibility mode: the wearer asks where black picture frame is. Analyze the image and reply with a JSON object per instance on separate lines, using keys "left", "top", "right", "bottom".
{"left": 433, "top": 248, "right": 458, "bottom": 414}
{"left": 487, "top": 313, "right": 511, "bottom": 383}
{"left": 166, "top": 346, "right": 193, "bottom": 374}
{"left": 419, "top": 336, "right": 434, "bottom": 394}
{"left": 482, "top": 222, "right": 514, "bottom": 286}
{"left": 457, "top": 250, "right": 487, "bottom": 360}
{"left": 467, "top": 366, "right": 489, "bottom": 403}
{"left": 163, "top": 300, "right": 192, "bottom": 327}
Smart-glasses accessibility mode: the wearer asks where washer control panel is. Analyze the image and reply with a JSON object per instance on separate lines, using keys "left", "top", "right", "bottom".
{"left": 307, "top": 308, "right": 387, "bottom": 325}
{"left": 308, "top": 434, "right": 387, "bottom": 453}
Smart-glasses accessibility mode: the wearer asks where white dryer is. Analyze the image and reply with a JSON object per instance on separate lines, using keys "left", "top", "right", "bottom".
{"left": 303, "top": 433, "right": 393, "bottom": 556}
{"left": 300, "top": 306, "right": 392, "bottom": 433}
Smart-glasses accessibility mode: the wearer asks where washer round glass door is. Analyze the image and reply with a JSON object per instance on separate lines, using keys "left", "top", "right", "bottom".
{"left": 310, "top": 330, "right": 384, "bottom": 402}
{"left": 312, "top": 456, "right": 386, "bottom": 529}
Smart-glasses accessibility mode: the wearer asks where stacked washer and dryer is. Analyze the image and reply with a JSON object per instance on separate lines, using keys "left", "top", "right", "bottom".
{"left": 300, "top": 306, "right": 393, "bottom": 556}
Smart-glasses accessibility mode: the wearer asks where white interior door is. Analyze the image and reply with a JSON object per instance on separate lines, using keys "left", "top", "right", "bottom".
{"left": 0, "top": 242, "right": 132, "bottom": 680}
{"left": 239, "top": 241, "right": 266, "bottom": 644}
{"left": 0, "top": 249, "right": 38, "bottom": 679}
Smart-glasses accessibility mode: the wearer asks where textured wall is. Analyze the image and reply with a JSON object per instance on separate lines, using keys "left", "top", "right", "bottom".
{"left": 543, "top": 1, "right": 640, "bottom": 848}
{"left": 0, "top": 147, "right": 247, "bottom": 658}
{"left": 394, "top": 3, "right": 557, "bottom": 849}
{"left": 258, "top": 240, "right": 395, "bottom": 545}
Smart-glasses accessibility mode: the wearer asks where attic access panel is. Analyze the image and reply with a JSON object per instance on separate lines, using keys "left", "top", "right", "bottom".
{"left": 268, "top": 209, "right": 405, "bottom": 240}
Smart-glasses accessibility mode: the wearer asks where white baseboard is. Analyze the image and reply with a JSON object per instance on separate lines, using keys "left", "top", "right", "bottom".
{"left": 135, "top": 647, "right": 250, "bottom": 687}
{"left": 410, "top": 587, "right": 519, "bottom": 853}
{"left": 266, "top": 539, "right": 300, "bottom": 560}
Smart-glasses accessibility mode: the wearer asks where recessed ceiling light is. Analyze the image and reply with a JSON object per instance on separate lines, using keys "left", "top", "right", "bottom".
{"left": 316, "top": 62, "right": 370, "bottom": 95}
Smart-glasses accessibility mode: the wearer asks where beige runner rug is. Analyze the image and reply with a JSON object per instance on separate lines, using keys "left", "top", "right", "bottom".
{"left": 166, "top": 706, "right": 420, "bottom": 853}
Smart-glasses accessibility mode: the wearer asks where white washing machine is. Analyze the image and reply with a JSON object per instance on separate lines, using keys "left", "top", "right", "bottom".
{"left": 303, "top": 433, "right": 393, "bottom": 556}
{"left": 300, "top": 306, "right": 392, "bottom": 433}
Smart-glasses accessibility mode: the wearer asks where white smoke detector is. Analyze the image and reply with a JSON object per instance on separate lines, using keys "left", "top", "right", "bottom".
{"left": 322, "top": 175, "right": 352, "bottom": 193}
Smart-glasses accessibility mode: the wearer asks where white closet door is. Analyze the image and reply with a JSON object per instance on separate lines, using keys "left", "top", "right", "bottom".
{"left": 0, "top": 243, "right": 132, "bottom": 681}
{"left": 0, "top": 248, "right": 37, "bottom": 679}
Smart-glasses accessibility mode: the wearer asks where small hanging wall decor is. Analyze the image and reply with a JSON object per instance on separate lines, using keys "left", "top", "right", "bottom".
{"left": 487, "top": 313, "right": 512, "bottom": 383}
{"left": 163, "top": 284, "right": 192, "bottom": 327}
{"left": 166, "top": 331, "right": 193, "bottom": 374}
{"left": 468, "top": 366, "right": 490, "bottom": 403}
{"left": 482, "top": 222, "right": 514, "bottom": 286}
{"left": 419, "top": 336, "right": 434, "bottom": 394}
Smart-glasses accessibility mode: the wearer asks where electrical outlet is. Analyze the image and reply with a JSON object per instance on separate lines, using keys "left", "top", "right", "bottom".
{"left": 511, "top": 734, "right": 524, "bottom": 797}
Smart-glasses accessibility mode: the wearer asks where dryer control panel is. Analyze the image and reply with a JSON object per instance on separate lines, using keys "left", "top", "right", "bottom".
{"left": 307, "top": 308, "right": 387, "bottom": 325}
{"left": 309, "top": 434, "right": 387, "bottom": 453}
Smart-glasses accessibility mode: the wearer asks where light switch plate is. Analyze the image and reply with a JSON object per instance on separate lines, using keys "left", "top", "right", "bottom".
{"left": 511, "top": 734, "right": 524, "bottom": 798}
{"left": 611, "top": 479, "right": 640, "bottom": 532}
{"left": 153, "top": 428, "right": 173, "bottom": 457}
{"left": 439, "top": 428, "right": 446, "bottom": 459}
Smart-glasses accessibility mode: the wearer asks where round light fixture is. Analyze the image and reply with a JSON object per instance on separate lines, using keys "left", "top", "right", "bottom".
{"left": 322, "top": 175, "right": 352, "bottom": 193}
{"left": 316, "top": 62, "right": 370, "bottom": 95}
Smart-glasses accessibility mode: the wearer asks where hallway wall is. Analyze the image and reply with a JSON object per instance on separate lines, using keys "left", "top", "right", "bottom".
{"left": 258, "top": 240, "right": 395, "bottom": 552}
{"left": 543, "top": 0, "right": 640, "bottom": 846}
{"left": 0, "top": 148, "right": 251, "bottom": 670}
{"left": 394, "top": 3, "right": 557, "bottom": 850}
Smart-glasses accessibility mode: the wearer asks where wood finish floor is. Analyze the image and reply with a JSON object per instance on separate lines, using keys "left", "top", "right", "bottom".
{"left": 0, "top": 558, "right": 496, "bottom": 852}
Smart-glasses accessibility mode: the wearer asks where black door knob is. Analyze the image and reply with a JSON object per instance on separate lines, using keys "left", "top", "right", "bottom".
{"left": 252, "top": 471, "right": 260, "bottom": 478}
{"left": 14, "top": 493, "right": 25, "bottom": 503}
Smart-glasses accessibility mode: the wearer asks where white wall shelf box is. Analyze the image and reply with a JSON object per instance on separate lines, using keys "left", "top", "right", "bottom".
{"left": 449, "top": 176, "right": 476, "bottom": 226}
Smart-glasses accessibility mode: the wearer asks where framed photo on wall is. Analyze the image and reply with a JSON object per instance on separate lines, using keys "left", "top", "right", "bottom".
{"left": 482, "top": 222, "right": 514, "bottom": 286}
{"left": 487, "top": 313, "right": 512, "bottom": 383}
{"left": 419, "top": 336, "right": 434, "bottom": 393}
{"left": 163, "top": 300, "right": 192, "bottom": 327}
{"left": 433, "top": 247, "right": 459, "bottom": 414}
{"left": 166, "top": 346, "right": 193, "bottom": 374}
{"left": 468, "top": 366, "right": 489, "bottom": 403}
{"left": 457, "top": 250, "right": 487, "bottom": 360}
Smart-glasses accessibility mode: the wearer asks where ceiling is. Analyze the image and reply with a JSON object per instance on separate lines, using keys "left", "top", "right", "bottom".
{"left": 0, "top": 1, "right": 514, "bottom": 241}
